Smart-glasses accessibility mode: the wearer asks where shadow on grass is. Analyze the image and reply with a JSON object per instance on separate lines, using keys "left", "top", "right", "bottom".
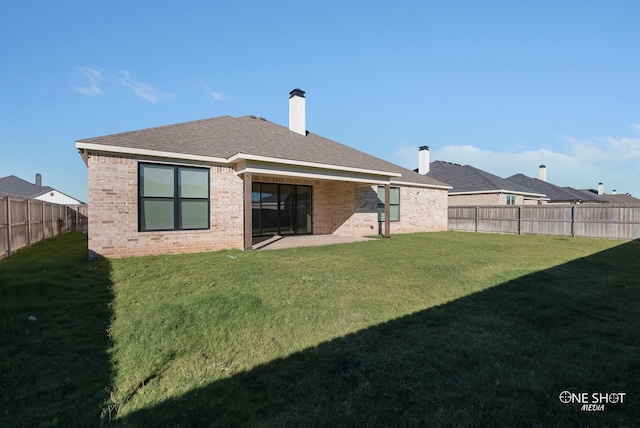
{"left": 0, "top": 232, "right": 114, "bottom": 427}
{"left": 117, "top": 239, "right": 640, "bottom": 427}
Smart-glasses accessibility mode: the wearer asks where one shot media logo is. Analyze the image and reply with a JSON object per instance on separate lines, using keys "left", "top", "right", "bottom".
{"left": 559, "top": 391, "right": 628, "bottom": 412}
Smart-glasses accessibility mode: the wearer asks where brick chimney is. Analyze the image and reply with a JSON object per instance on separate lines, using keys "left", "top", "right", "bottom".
{"left": 418, "top": 146, "right": 430, "bottom": 174}
{"left": 538, "top": 165, "right": 547, "bottom": 182}
{"left": 289, "top": 88, "right": 306, "bottom": 136}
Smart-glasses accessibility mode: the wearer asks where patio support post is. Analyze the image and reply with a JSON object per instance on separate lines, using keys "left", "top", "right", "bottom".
{"left": 384, "top": 183, "right": 391, "bottom": 238}
{"left": 243, "top": 172, "right": 253, "bottom": 251}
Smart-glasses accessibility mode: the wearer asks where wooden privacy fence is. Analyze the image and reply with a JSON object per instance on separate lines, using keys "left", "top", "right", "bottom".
{"left": 449, "top": 205, "right": 640, "bottom": 240}
{"left": 0, "top": 194, "right": 88, "bottom": 258}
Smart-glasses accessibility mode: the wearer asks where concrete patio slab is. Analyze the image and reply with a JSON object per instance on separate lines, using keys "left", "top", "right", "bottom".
{"left": 254, "top": 234, "right": 376, "bottom": 250}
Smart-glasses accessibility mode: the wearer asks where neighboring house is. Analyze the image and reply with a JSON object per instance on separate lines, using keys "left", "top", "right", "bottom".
{"left": 75, "top": 89, "right": 450, "bottom": 258}
{"left": 506, "top": 166, "right": 605, "bottom": 204}
{"left": 0, "top": 174, "right": 84, "bottom": 205}
{"left": 579, "top": 183, "right": 640, "bottom": 204}
{"left": 417, "top": 148, "right": 546, "bottom": 206}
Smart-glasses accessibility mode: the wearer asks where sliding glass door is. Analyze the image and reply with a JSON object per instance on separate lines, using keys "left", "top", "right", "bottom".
{"left": 252, "top": 183, "right": 312, "bottom": 236}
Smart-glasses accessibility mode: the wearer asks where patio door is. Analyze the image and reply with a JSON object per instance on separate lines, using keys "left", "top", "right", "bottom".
{"left": 252, "top": 183, "right": 312, "bottom": 236}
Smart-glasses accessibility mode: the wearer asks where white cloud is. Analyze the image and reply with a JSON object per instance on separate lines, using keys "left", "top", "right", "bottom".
{"left": 73, "top": 67, "right": 167, "bottom": 102}
{"left": 72, "top": 66, "right": 104, "bottom": 96}
{"left": 210, "top": 91, "right": 227, "bottom": 101}
{"left": 115, "top": 71, "right": 161, "bottom": 103}
{"left": 200, "top": 82, "right": 228, "bottom": 101}
{"left": 391, "top": 130, "right": 640, "bottom": 196}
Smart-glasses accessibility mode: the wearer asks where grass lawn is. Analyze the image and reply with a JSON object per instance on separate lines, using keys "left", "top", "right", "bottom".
{"left": 1, "top": 231, "right": 639, "bottom": 426}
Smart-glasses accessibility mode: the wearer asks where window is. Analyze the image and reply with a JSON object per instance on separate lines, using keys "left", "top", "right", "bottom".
{"left": 139, "top": 163, "right": 209, "bottom": 231}
{"left": 377, "top": 186, "right": 400, "bottom": 222}
{"left": 506, "top": 195, "right": 516, "bottom": 205}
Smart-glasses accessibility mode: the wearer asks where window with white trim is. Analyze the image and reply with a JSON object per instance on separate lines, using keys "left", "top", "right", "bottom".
{"left": 139, "top": 163, "right": 210, "bottom": 231}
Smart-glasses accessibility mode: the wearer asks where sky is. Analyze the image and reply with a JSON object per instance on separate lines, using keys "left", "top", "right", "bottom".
{"left": 1, "top": 1, "right": 639, "bottom": 202}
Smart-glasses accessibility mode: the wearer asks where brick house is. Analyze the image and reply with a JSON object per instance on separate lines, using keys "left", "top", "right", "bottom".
{"left": 417, "top": 147, "right": 546, "bottom": 206}
{"left": 76, "top": 89, "right": 450, "bottom": 258}
{"left": 506, "top": 166, "right": 605, "bottom": 204}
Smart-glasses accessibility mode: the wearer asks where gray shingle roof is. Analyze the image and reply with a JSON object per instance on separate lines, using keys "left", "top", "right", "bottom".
{"left": 578, "top": 189, "right": 640, "bottom": 204}
{"left": 425, "top": 161, "right": 544, "bottom": 195}
{"left": 77, "top": 115, "right": 449, "bottom": 188}
{"left": 0, "top": 175, "right": 54, "bottom": 198}
{"left": 506, "top": 174, "right": 605, "bottom": 203}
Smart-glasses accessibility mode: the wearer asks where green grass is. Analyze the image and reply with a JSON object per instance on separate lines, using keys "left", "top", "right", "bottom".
{"left": 0, "top": 232, "right": 112, "bottom": 427}
{"left": 2, "top": 232, "right": 639, "bottom": 426}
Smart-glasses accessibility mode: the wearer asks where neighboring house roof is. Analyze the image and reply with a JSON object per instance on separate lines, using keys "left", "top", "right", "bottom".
{"left": 506, "top": 174, "right": 605, "bottom": 203}
{"left": 0, "top": 175, "right": 55, "bottom": 198}
{"left": 0, "top": 175, "right": 85, "bottom": 204}
{"left": 76, "top": 115, "right": 450, "bottom": 189}
{"left": 425, "top": 161, "right": 545, "bottom": 197}
{"left": 578, "top": 189, "right": 640, "bottom": 204}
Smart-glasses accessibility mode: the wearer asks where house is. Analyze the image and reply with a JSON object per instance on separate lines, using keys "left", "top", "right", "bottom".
{"left": 75, "top": 89, "right": 450, "bottom": 258}
{"left": 0, "top": 174, "right": 85, "bottom": 205}
{"left": 506, "top": 166, "right": 605, "bottom": 204}
{"left": 579, "top": 183, "right": 640, "bottom": 204}
{"left": 417, "top": 147, "right": 546, "bottom": 206}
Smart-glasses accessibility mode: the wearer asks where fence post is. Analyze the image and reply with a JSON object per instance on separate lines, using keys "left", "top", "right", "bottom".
{"left": 26, "top": 199, "right": 31, "bottom": 246}
{"left": 475, "top": 206, "right": 479, "bottom": 233}
{"left": 571, "top": 205, "right": 576, "bottom": 237}
{"left": 6, "top": 195, "right": 12, "bottom": 257}
{"left": 518, "top": 206, "right": 523, "bottom": 235}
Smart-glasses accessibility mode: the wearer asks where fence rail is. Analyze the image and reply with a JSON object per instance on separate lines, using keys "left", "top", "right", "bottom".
{"left": 448, "top": 204, "right": 640, "bottom": 240}
{"left": 0, "top": 194, "right": 88, "bottom": 258}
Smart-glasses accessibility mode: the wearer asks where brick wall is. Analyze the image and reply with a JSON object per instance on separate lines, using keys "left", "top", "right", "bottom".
{"left": 450, "top": 193, "right": 511, "bottom": 206}
{"left": 394, "top": 186, "right": 448, "bottom": 233}
{"left": 88, "top": 157, "right": 450, "bottom": 258}
{"left": 87, "top": 154, "right": 244, "bottom": 258}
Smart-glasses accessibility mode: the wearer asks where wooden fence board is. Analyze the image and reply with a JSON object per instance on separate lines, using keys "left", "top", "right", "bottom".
{"left": 449, "top": 204, "right": 640, "bottom": 240}
{"left": 1, "top": 194, "right": 88, "bottom": 258}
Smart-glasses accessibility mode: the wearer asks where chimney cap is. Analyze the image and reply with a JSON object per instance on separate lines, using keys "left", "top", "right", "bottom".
{"left": 419, "top": 145, "right": 430, "bottom": 151}
{"left": 539, "top": 164, "right": 546, "bottom": 168}
{"left": 289, "top": 88, "right": 305, "bottom": 98}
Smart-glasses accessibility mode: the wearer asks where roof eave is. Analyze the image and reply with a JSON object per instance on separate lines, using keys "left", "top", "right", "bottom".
{"left": 75, "top": 141, "right": 229, "bottom": 164}
{"left": 229, "top": 153, "right": 403, "bottom": 178}
{"left": 391, "top": 179, "right": 452, "bottom": 190}
{"left": 449, "top": 189, "right": 547, "bottom": 198}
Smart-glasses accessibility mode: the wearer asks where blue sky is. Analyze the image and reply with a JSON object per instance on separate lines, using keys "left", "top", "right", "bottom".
{"left": 1, "top": 1, "right": 639, "bottom": 202}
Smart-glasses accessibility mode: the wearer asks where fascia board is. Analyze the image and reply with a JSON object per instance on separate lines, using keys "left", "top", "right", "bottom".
{"left": 449, "top": 189, "right": 547, "bottom": 198}
{"left": 237, "top": 163, "right": 392, "bottom": 185}
{"left": 391, "top": 180, "right": 452, "bottom": 190}
{"left": 230, "top": 153, "right": 402, "bottom": 178}
{"left": 75, "top": 142, "right": 229, "bottom": 164}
